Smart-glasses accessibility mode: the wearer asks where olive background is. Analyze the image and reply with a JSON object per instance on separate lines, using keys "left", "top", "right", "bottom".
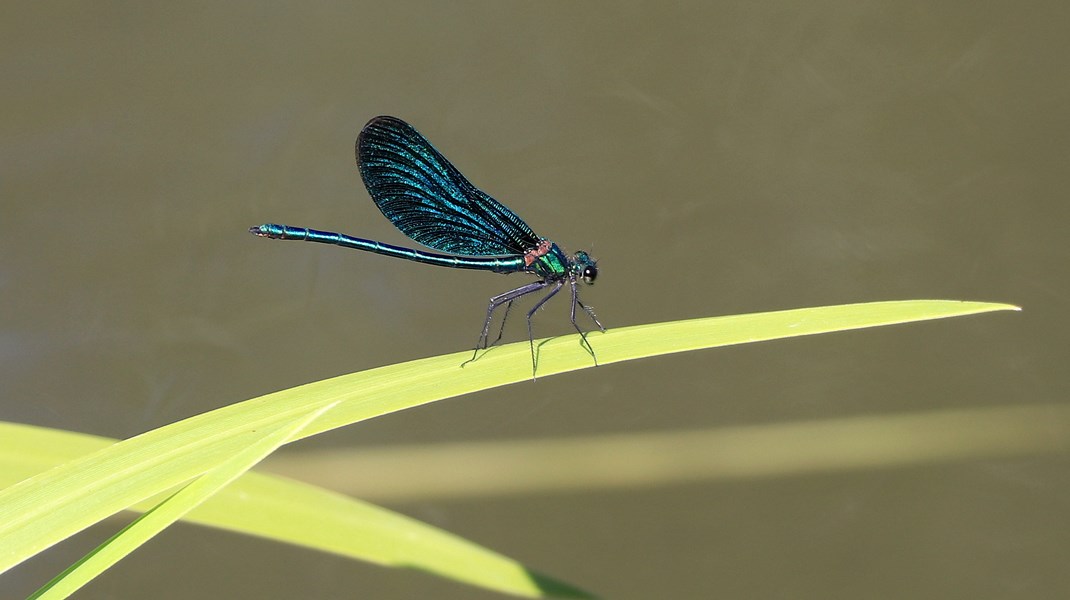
{"left": 3, "top": 3, "right": 1066, "bottom": 598}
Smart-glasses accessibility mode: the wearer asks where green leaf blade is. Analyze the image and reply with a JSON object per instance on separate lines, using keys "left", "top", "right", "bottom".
{"left": 0, "top": 300, "right": 1017, "bottom": 597}
{"left": 30, "top": 402, "right": 338, "bottom": 600}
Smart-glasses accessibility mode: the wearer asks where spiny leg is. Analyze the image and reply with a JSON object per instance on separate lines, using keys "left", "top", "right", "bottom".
{"left": 465, "top": 281, "right": 549, "bottom": 366}
{"left": 525, "top": 281, "right": 565, "bottom": 377}
{"left": 477, "top": 281, "right": 548, "bottom": 348}
{"left": 487, "top": 299, "right": 514, "bottom": 349}
{"left": 576, "top": 299, "right": 605, "bottom": 332}
{"left": 569, "top": 281, "right": 600, "bottom": 364}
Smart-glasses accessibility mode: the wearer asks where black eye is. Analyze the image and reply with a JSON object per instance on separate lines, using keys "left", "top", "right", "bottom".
{"left": 582, "top": 265, "right": 597, "bottom": 284}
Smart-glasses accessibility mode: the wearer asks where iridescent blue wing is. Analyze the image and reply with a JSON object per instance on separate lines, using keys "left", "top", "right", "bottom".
{"left": 357, "top": 116, "right": 541, "bottom": 257}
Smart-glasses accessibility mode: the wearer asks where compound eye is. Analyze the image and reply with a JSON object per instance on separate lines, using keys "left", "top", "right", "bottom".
{"left": 582, "top": 265, "right": 598, "bottom": 285}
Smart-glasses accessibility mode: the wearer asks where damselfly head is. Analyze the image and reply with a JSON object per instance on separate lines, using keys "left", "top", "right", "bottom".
{"left": 572, "top": 251, "right": 598, "bottom": 285}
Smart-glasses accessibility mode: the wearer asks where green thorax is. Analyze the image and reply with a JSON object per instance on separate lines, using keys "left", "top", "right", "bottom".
{"left": 525, "top": 240, "right": 570, "bottom": 280}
